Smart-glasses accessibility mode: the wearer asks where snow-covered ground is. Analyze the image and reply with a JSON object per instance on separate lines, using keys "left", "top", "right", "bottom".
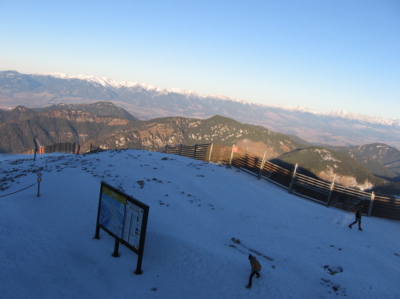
{"left": 0, "top": 150, "right": 399, "bottom": 299}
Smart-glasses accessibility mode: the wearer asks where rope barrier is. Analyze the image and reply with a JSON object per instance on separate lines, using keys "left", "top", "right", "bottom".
{"left": 0, "top": 183, "right": 36, "bottom": 198}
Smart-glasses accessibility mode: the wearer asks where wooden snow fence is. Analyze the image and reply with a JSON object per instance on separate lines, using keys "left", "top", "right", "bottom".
{"left": 161, "top": 143, "right": 400, "bottom": 221}
{"left": 24, "top": 142, "right": 79, "bottom": 155}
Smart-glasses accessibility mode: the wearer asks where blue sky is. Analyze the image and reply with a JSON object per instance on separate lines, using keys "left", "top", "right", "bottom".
{"left": 1, "top": 0, "right": 399, "bottom": 119}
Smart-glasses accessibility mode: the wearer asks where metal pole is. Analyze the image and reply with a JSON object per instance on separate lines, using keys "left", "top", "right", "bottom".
{"left": 27, "top": 120, "right": 38, "bottom": 161}
{"left": 37, "top": 172, "right": 42, "bottom": 197}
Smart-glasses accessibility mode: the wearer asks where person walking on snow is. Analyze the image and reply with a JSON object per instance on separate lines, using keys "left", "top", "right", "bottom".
{"left": 349, "top": 203, "right": 363, "bottom": 231}
{"left": 246, "top": 254, "right": 261, "bottom": 289}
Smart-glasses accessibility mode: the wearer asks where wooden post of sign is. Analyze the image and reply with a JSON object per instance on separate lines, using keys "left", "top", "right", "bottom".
{"left": 135, "top": 208, "right": 149, "bottom": 275}
{"left": 135, "top": 251, "right": 144, "bottom": 275}
{"left": 112, "top": 239, "right": 121, "bottom": 257}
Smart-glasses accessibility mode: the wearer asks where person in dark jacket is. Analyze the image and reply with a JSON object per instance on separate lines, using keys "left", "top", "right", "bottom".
{"left": 246, "top": 254, "right": 261, "bottom": 289}
{"left": 349, "top": 203, "right": 363, "bottom": 231}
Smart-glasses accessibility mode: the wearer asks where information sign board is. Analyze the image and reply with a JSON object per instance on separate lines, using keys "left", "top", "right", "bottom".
{"left": 95, "top": 182, "right": 149, "bottom": 273}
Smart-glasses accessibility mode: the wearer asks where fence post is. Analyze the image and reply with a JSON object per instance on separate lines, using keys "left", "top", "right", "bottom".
{"left": 179, "top": 144, "right": 183, "bottom": 156}
{"left": 208, "top": 144, "right": 213, "bottom": 162}
{"left": 194, "top": 144, "right": 198, "bottom": 159}
{"left": 368, "top": 192, "right": 375, "bottom": 216}
{"left": 288, "top": 163, "right": 298, "bottom": 193}
{"left": 258, "top": 151, "right": 267, "bottom": 180}
{"left": 326, "top": 179, "right": 335, "bottom": 206}
{"left": 229, "top": 145, "right": 236, "bottom": 166}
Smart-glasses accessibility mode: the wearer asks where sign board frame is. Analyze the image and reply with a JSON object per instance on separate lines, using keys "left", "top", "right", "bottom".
{"left": 95, "top": 181, "right": 149, "bottom": 274}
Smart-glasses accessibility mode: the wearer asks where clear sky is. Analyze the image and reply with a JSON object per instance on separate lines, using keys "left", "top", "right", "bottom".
{"left": 1, "top": 0, "right": 399, "bottom": 119}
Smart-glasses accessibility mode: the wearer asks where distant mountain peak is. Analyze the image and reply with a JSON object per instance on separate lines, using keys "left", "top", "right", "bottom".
{"left": 37, "top": 73, "right": 205, "bottom": 96}
{"left": 36, "top": 72, "right": 135, "bottom": 89}
{"left": 321, "top": 110, "right": 398, "bottom": 126}
{"left": 271, "top": 105, "right": 398, "bottom": 125}
{"left": 30, "top": 72, "right": 399, "bottom": 125}
{"left": 36, "top": 72, "right": 252, "bottom": 102}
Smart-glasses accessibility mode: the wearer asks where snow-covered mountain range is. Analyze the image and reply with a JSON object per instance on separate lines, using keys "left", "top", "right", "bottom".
{"left": 36, "top": 72, "right": 399, "bottom": 126}
{"left": 36, "top": 72, "right": 248, "bottom": 103}
{"left": 1, "top": 70, "right": 399, "bottom": 149}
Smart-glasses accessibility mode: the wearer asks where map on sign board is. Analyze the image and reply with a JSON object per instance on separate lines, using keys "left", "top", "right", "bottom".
{"left": 99, "top": 185, "right": 126, "bottom": 238}
{"left": 123, "top": 202, "right": 144, "bottom": 250}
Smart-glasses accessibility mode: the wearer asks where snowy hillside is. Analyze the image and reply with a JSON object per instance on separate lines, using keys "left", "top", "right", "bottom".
{"left": 0, "top": 150, "right": 399, "bottom": 299}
